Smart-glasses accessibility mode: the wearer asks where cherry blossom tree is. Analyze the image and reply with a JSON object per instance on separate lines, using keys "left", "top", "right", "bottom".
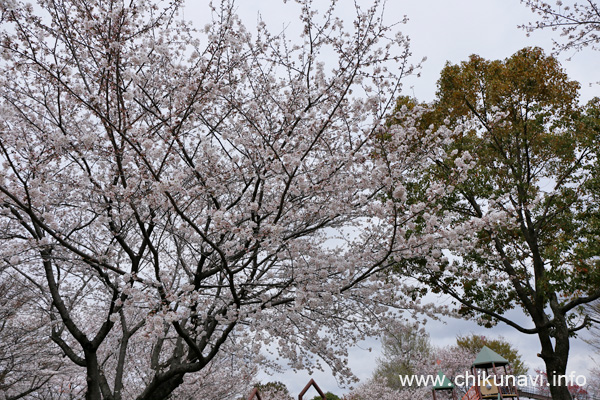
{"left": 247, "top": 381, "right": 294, "bottom": 400}
{"left": 588, "top": 366, "right": 600, "bottom": 398}
{"left": 0, "top": 0, "right": 467, "bottom": 398}
{"left": 346, "top": 378, "right": 405, "bottom": 400}
{"left": 521, "top": 0, "right": 600, "bottom": 52}
{"left": 0, "top": 269, "right": 61, "bottom": 399}
{"left": 165, "top": 356, "right": 257, "bottom": 400}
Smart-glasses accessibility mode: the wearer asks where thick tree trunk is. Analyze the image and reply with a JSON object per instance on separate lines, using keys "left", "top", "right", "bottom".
{"left": 538, "top": 317, "right": 572, "bottom": 400}
{"left": 85, "top": 350, "right": 103, "bottom": 400}
{"left": 548, "top": 378, "right": 573, "bottom": 400}
{"left": 546, "top": 356, "right": 573, "bottom": 400}
{"left": 137, "top": 374, "right": 184, "bottom": 400}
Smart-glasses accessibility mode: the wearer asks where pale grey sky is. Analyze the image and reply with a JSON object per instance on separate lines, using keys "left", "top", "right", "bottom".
{"left": 182, "top": 0, "right": 599, "bottom": 396}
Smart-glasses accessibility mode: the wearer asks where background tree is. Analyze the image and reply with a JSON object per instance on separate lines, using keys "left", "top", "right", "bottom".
{"left": 345, "top": 379, "right": 401, "bottom": 400}
{"left": 455, "top": 334, "right": 528, "bottom": 376}
{"left": 0, "top": 0, "right": 469, "bottom": 398}
{"left": 311, "top": 392, "right": 341, "bottom": 400}
{"left": 400, "top": 47, "right": 600, "bottom": 400}
{"left": 348, "top": 344, "right": 477, "bottom": 400}
{"left": 354, "top": 323, "right": 476, "bottom": 400}
{"left": 373, "top": 324, "right": 432, "bottom": 390}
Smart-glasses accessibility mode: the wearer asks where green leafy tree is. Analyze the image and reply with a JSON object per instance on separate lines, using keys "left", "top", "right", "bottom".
{"left": 582, "top": 97, "right": 600, "bottom": 355}
{"left": 311, "top": 392, "right": 341, "bottom": 400}
{"left": 456, "top": 334, "right": 528, "bottom": 376}
{"left": 399, "top": 47, "right": 600, "bottom": 400}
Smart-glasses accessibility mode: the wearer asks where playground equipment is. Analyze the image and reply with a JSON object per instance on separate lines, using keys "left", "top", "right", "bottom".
{"left": 461, "top": 346, "right": 520, "bottom": 400}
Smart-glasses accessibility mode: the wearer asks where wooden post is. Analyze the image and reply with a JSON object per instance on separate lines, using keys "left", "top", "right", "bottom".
{"left": 491, "top": 362, "right": 503, "bottom": 399}
{"left": 473, "top": 365, "right": 483, "bottom": 400}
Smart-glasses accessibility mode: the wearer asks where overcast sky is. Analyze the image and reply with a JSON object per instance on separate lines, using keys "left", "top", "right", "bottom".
{"left": 183, "top": 0, "right": 599, "bottom": 396}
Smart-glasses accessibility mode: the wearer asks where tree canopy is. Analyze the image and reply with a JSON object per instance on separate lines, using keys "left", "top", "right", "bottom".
{"left": 0, "top": 0, "right": 471, "bottom": 398}
{"left": 399, "top": 47, "right": 599, "bottom": 400}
